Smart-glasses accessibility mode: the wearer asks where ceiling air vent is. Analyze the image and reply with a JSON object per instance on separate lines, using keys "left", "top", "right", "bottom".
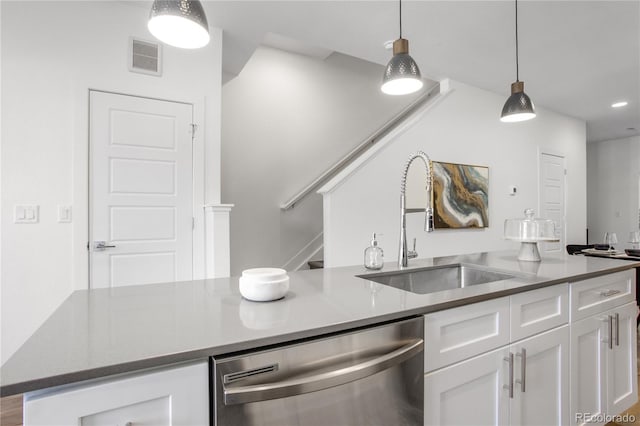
{"left": 128, "top": 37, "right": 162, "bottom": 76}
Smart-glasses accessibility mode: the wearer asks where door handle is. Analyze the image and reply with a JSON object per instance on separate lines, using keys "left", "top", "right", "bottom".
{"left": 614, "top": 313, "right": 620, "bottom": 346}
{"left": 516, "top": 348, "right": 526, "bottom": 393}
{"left": 504, "top": 352, "right": 514, "bottom": 399}
{"left": 93, "top": 241, "right": 116, "bottom": 251}
{"left": 223, "top": 338, "right": 423, "bottom": 405}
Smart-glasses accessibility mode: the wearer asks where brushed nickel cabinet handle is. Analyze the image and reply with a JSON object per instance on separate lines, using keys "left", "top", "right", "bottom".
{"left": 608, "top": 315, "right": 614, "bottom": 350}
{"left": 600, "top": 289, "right": 621, "bottom": 297}
{"left": 516, "top": 349, "right": 526, "bottom": 392}
{"left": 615, "top": 313, "right": 620, "bottom": 346}
{"left": 503, "top": 353, "right": 514, "bottom": 399}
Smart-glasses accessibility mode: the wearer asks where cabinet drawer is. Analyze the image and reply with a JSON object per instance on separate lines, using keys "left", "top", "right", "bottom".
{"left": 24, "top": 361, "right": 208, "bottom": 426}
{"left": 570, "top": 270, "right": 635, "bottom": 322}
{"left": 510, "top": 283, "right": 569, "bottom": 342}
{"left": 424, "top": 297, "right": 510, "bottom": 372}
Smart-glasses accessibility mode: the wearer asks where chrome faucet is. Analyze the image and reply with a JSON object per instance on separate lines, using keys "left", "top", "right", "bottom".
{"left": 399, "top": 151, "right": 434, "bottom": 267}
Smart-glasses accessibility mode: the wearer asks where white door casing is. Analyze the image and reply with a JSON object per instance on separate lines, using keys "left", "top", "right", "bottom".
{"left": 90, "top": 91, "right": 193, "bottom": 288}
{"left": 540, "top": 152, "right": 566, "bottom": 253}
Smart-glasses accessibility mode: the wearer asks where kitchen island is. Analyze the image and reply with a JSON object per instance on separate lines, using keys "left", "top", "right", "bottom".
{"left": 2, "top": 250, "right": 639, "bottom": 425}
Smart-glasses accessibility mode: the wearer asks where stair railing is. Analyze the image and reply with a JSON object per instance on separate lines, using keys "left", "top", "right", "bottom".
{"left": 280, "top": 81, "right": 442, "bottom": 210}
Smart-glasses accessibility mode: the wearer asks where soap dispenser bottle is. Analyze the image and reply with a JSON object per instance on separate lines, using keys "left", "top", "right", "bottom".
{"left": 364, "top": 233, "right": 384, "bottom": 270}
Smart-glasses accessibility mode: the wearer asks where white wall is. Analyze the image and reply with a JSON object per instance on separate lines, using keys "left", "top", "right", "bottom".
{"left": 1, "top": 1, "right": 222, "bottom": 364}
{"left": 322, "top": 80, "right": 587, "bottom": 267}
{"left": 587, "top": 136, "right": 640, "bottom": 246}
{"left": 221, "top": 46, "right": 425, "bottom": 275}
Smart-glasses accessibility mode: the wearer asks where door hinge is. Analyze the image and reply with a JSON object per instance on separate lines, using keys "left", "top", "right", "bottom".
{"left": 190, "top": 123, "right": 198, "bottom": 136}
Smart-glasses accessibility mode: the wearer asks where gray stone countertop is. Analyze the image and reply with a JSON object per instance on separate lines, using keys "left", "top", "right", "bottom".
{"left": 2, "top": 250, "right": 638, "bottom": 396}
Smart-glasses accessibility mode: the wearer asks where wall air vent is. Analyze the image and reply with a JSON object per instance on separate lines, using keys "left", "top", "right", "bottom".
{"left": 128, "top": 37, "right": 162, "bottom": 76}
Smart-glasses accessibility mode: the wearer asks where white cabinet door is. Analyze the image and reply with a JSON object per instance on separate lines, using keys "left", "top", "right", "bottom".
{"left": 607, "top": 302, "right": 639, "bottom": 415}
{"left": 510, "top": 325, "right": 569, "bottom": 426}
{"left": 571, "top": 301, "right": 638, "bottom": 425}
{"left": 571, "top": 313, "right": 608, "bottom": 426}
{"left": 24, "top": 361, "right": 209, "bottom": 426}
{"left": 424, "top": 346, "right": 510, "bottom": 426}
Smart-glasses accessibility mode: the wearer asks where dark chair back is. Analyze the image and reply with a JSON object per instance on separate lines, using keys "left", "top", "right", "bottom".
{"left": 566, "top": 244, "right": 594, "bottom": 255}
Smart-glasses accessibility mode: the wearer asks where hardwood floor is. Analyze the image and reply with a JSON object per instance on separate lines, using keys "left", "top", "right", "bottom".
{"left": 0, "top": 394, "right": 22, "bottom": 426}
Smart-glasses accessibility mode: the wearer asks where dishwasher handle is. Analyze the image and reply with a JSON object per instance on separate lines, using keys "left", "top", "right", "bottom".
{"left": 223, "top": 338, "right": 424, "bottom": 405}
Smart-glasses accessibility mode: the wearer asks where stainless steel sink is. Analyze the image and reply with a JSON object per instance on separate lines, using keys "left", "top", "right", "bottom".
{"left": 358, "top": 264, "right": 515, "bottom": 295}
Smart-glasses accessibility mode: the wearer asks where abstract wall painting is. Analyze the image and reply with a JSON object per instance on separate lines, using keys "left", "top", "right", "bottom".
{"left": 432, "top": 161, "right": 489, "bottom": 229}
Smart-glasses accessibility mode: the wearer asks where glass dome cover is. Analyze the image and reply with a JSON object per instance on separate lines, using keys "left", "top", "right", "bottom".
{"left": 504, "top": 209, "right": 558, "bottom": 242}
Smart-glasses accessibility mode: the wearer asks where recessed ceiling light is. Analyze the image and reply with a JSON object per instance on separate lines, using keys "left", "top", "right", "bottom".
{"left": 611, "top": 101, "right": 628, "bottom": 108}
{"left": 383, "top": 40, "right": 395, "bottom": 50}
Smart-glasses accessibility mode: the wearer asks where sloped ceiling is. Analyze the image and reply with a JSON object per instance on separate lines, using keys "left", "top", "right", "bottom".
{"left": 206, "top": 0, "right": 639, "bottom": 143}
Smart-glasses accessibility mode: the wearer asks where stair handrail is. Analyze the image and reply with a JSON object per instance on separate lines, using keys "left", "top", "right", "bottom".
{"left": 280, "top": 82, "right": 442, "bottom": 210}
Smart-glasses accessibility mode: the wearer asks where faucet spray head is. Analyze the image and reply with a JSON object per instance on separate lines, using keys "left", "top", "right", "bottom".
{"left": 425, "top": 207, "right": 434, "bottom": 232}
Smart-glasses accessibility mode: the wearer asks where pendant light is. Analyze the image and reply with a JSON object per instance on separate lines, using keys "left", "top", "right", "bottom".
{"left": 381, "top": 0, "right": 423, "bottom": 95}
{"left": 500, "top": 0, "right": 536, "bottom": 122}
{"left": 148, "top": 0, "right": 210, "bottom": 49}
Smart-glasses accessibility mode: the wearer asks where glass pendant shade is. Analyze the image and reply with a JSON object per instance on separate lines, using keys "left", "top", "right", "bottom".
{"left": 381, "top": 39, "right": 423, "bottom": 95}
{"left": 500, "top": 81, "right": 536, "bottom": 122}
{"left": 148, "top": 0, "right": 210, "bottom": 49}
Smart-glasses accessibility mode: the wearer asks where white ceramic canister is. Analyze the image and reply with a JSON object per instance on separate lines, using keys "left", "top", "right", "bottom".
{"left": 239, "top": 268, "right": 290, "bottom": 302}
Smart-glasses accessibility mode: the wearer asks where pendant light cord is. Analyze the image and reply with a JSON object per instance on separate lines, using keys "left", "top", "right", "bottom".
{"left": 515, "top": 0, "right": 519, "bottom": 81}
{"left": 399, "top": 0, "right": 403, "bottom": 39}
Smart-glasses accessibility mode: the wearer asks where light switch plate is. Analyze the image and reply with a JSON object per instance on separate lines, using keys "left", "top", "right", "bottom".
{"left": 14, "top": 205, "right": 39, "bottom": 223}
{"left": 58, "top": 205, "right": 72, "bottom": 223}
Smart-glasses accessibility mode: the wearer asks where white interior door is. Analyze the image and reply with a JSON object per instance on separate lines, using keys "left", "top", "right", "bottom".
{"left": 90, "top": 91, "right": 193, "bottom": 288}
{"left": 540, "top": 153, "right": 566, "bottom": 253}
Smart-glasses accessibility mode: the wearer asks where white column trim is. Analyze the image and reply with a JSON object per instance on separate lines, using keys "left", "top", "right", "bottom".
{"left": 204, "top": 203, "right": 234, "bottom": 212}
{"left": 203, "top": 204, "right": 234, "bottom": 278}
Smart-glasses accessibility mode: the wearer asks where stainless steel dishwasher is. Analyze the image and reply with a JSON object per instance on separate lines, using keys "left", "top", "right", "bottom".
{"left": 212, "top": 317, "right": 424, "bottom": 426}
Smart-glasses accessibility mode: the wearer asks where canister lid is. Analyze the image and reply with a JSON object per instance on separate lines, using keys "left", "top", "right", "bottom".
{"left": 241, "top": 268, "right": 288, "bottom": 283}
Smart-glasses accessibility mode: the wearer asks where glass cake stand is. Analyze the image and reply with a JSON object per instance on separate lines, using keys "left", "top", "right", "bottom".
{"left": 504, "top": 209, "right": 559, "bottom": 262}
